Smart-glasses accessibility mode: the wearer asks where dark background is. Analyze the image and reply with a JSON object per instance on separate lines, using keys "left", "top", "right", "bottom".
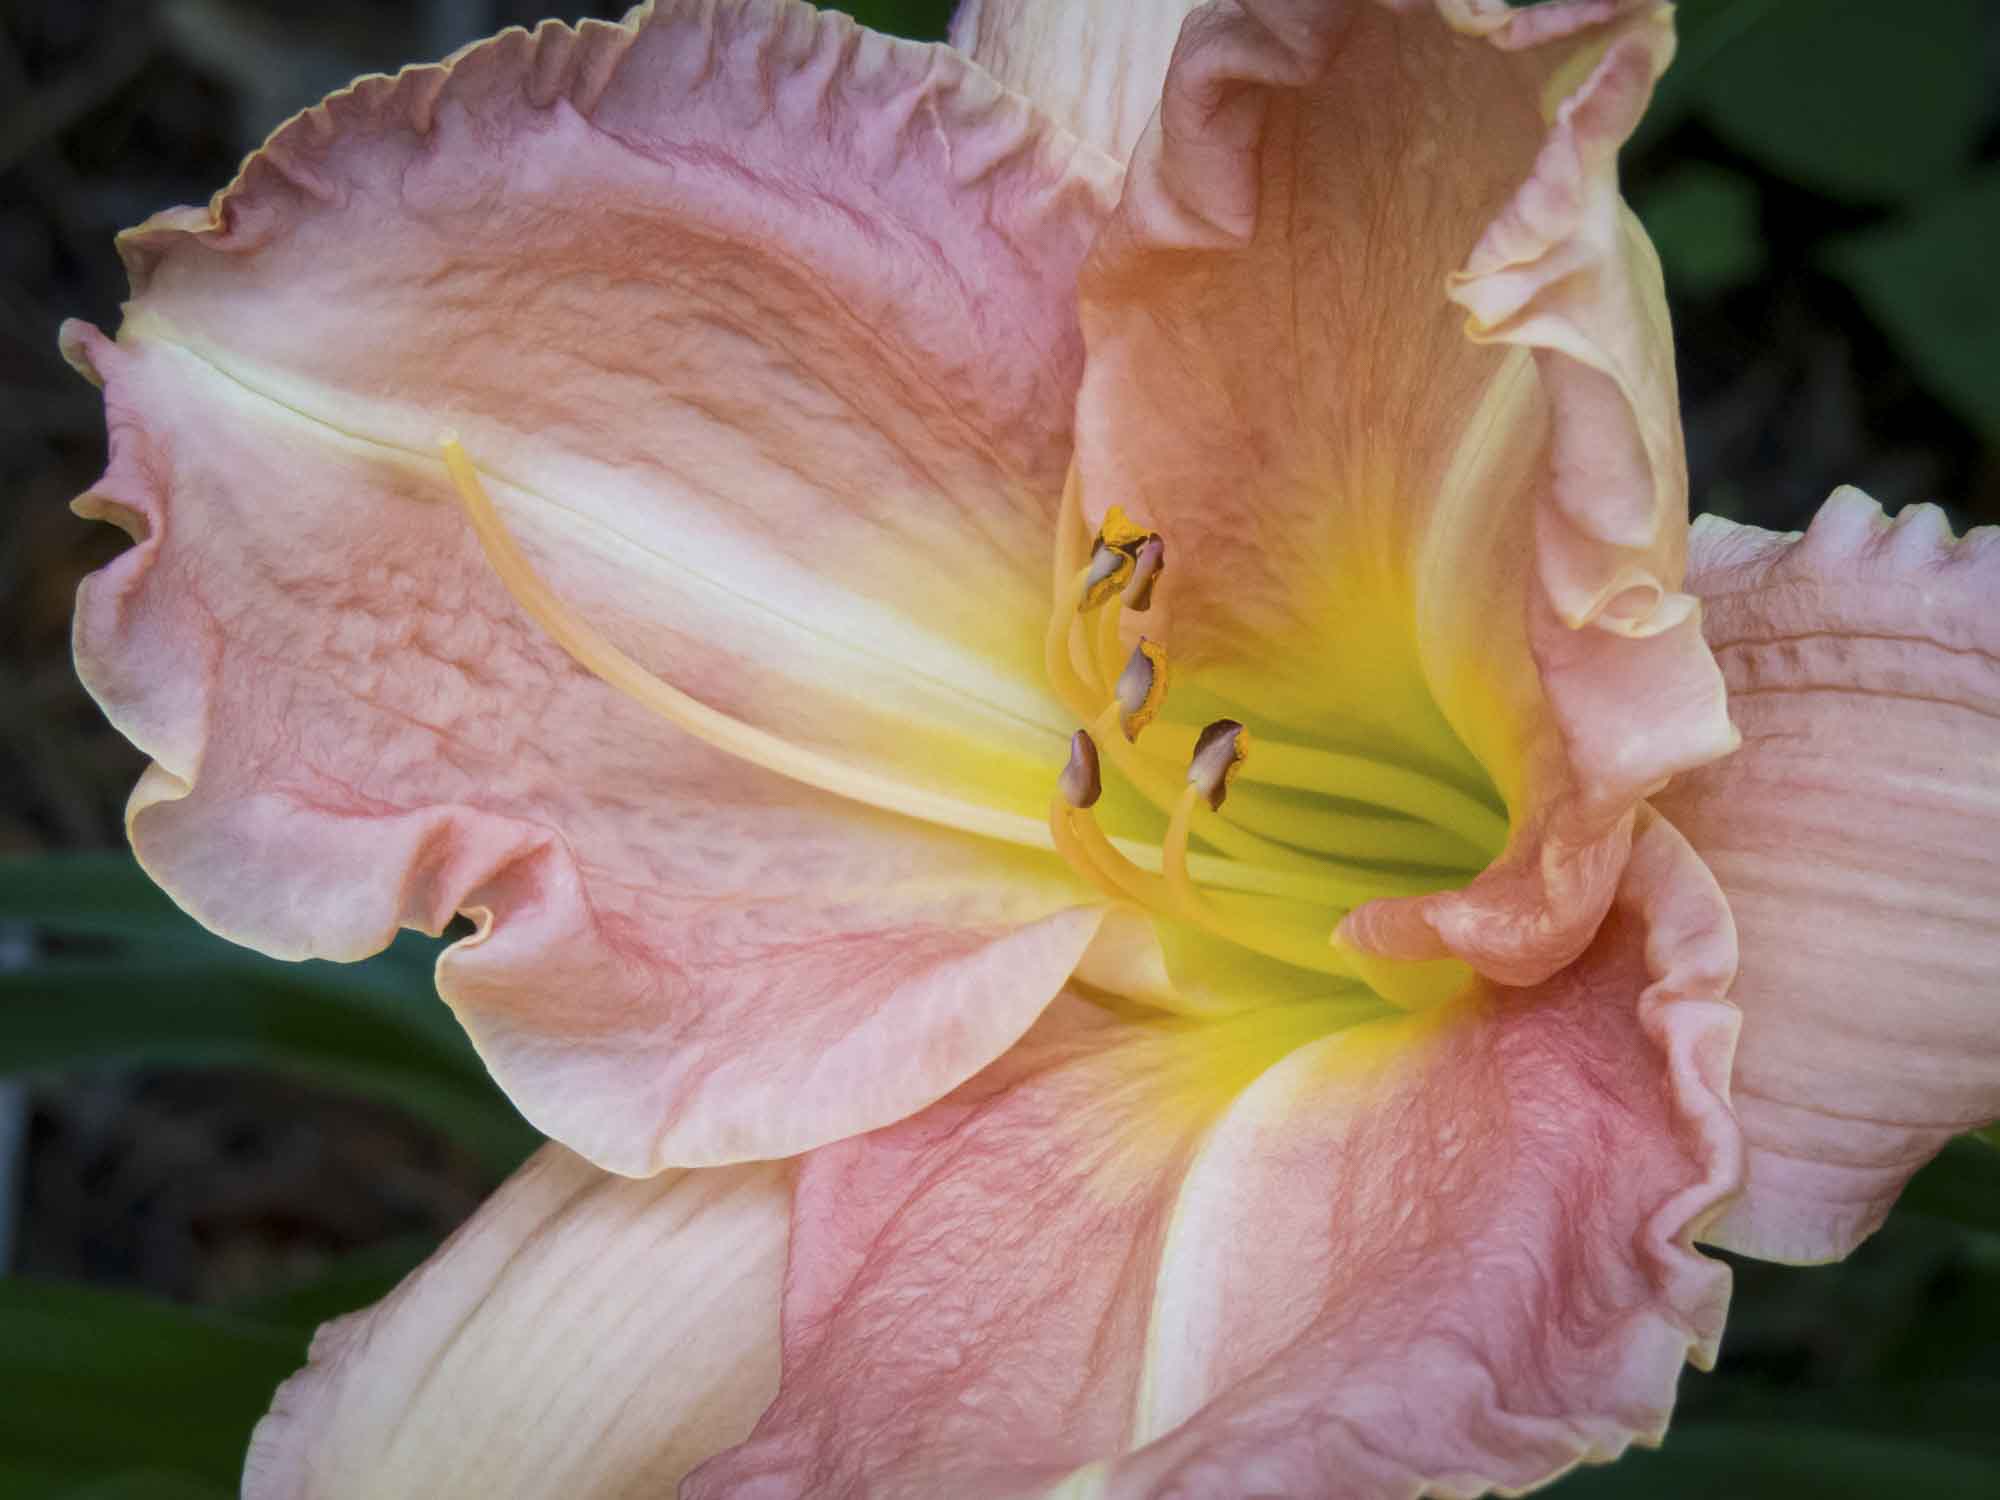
{"left": 2, "top": 1, "right": 1997, "bottom": 1496}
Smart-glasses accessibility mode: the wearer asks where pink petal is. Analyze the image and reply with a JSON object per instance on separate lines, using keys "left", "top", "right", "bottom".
{"left": 245, "top": 1146, "right": 790, "bottom": 1499}
{"left": 950, "top": 0, "right": 1203, "bottom": 160}
{"left": 1074, "top": 0, "right": 1733, "bottom": 988}
{"left": 1105, "top": 811, "right": 1739, "bottom": 1497}
{"left": 63, "top": 2, "right": 1129, "bottom": 1173}
{"left": 689, "top": 811, "right": 1740, "bottom": 1497}
{"left": 1656, "top": 489, "right": 2000, "bottom": 1263}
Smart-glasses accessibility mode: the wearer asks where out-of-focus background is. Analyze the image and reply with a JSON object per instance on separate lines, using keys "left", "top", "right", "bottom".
{"left": 2, "top": 1, "right": 1996, "bottom": 1496}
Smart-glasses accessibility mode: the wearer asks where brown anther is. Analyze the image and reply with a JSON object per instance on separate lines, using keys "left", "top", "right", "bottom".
{"left": 1114, "top": 637, "right": 1169, "bottom": 742}
{"left": 1186, "top": 719, "right": 1249, "bottom": 811}
{"left": 1058, "top": 729, "right": 1103, "bottom": 809}
{"left": 1080, "top": 542, "right": 1134, "bottom": 611}
{"left": 1123, "top": 536, "right": 1165, "bottom": 612}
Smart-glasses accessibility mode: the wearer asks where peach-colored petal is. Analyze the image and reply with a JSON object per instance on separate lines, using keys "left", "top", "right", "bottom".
{"left": 63, "top": 1, "right": 1130, "bottom": 1172}
{"left": 1103, "top": 810, "right": 1739, "bottom": 1498}
{"left": 685, "top": 993, "right": 1338, "bottom": 1498}
{"left": 245, "top": 1145, "right": 790, "bottom": 1499}
{"left": 70, "top": 325, "right": 1113, "bottom": 1176}
{"left": 1075, "top": 0, "right": 1733, "bottom": 989}
{"left": 1656, "top": 490, "right": 2000, "bottom": 1264}
{"left": 950, "top": 0, "right": 1201, "bottom": 160}
{"left": 689, "top": 811, "right": 1740, "bottom": 1498}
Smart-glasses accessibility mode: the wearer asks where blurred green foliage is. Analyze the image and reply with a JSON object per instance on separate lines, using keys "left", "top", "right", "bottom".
{"left": 0, "top": 855, "right": 540, "bottom": 1178}
{"left": 1634, "top": 0, "right": 2000, "bottom": 448}
{"left": 0, "top": 852, "right": 530, "bottom": 1492}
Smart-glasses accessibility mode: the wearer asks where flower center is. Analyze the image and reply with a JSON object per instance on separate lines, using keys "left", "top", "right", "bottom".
{"left": 440, "top": 435, "right": 1506, "bottom": 1014}
{"left": 1040, "top": 470, "right": 1510, "bottom": 1009}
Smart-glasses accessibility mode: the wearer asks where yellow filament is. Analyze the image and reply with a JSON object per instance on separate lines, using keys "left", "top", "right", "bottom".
{"left": 440, "top": 437, "right": 1053, "bottom": 851}
{"left": 1057, "top": 797, "right": 1356, "bottom": 977}
{"left": 1144, "top": 721, "right": 1510, "bottom": 852}
{"left": 1043, "top": 566, "right": 1101, "bottom": 720}
{"left": 1049, "top": 799, "right": 1137, "bottom": 907}
{"left": 1074, "top": 604, "right": 1109, "bottom": 694}
{"left": 1078, "top": 818, "right": 1350, "bottom": 907}
{"left": 1220, "top": 790, "right": 1493, "bottom": 871}
{"left": 1092, "top": 595, "right": 1125, "bottom": 691}
{"left": 1159, "top": 786, "right": 1359, "bottom": 978}
{"left": 1085, "top": 704, "right": 1323, "bottom": 877}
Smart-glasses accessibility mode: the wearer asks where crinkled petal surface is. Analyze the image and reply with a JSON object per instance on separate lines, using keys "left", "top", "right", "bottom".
{"left": 1657, "top": 491, "right": 2000, "bottom": 1263}
{"left": 1075, "top": 0, "right": 1733, "bottom": 988}
{"left": 690, "top": 813, "right": 1741, "bottom": 1500}
{"left": 949, "top": 0, "right": 1203, "bottom": 160}
{"left": 245, "top": 1146, "right": 791, "bottom": 1499}
{"left": 65, "top": 0, "right": 1132, "bottom": 1172}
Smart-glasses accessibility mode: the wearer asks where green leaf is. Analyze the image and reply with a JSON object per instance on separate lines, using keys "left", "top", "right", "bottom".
{"left": 1688, "top": 0, "right": 1986, "bottom": 204}
{"left": 822, "top": 0, "right": 955, "bottom": 41}
{"left": 1892, "top": 1134, "right": 2000, "bottom": 1239}
{"left": 0, "top": 851, "right": 538, "bottom": 1172}
{"left": 52, "top": 1475, "right": 233, "bottom": 1500}
{"left": 1630, "top": 0, "right": 1783, "bottom": 158}
{"left": 0, "top": 955, "right": 539, "bottom": 1175}
{"left": 1827, "top": 169, "right": 2000, "bottom": 443}
{"left": 0, "top": 853, "right": 209, "bottom": 946}
{"left": 0, "top": 1280, "right": 305, "bottom": 1491}
{"left": 1635, "top": 162, "right": 1766, "bottom": 297}
{"left": 1547, "top": 1422, "right": 2000, "bottom": 1497}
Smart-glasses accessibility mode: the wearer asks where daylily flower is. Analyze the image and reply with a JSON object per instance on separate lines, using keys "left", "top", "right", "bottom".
{"left": 59, "top": 0, "right": 1998, "bottom": 1495}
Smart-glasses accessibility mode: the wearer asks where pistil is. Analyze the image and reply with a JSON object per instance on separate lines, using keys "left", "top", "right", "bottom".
{"left": 442, "top": 435, "right": 1050, "bottom": 850}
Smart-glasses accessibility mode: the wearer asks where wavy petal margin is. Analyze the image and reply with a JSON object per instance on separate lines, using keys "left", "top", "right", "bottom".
{"left": 692, "top": 811, "right": 1739, "bottom": 1497}
{"left": 246, "top": 1147, "right": 790, "bottom": 1499}
{"left": 1072, "top": 0, "right": 1734, "bottom": 994}
{"left": 1658, "top": 490, "right": 2000, "bottom": 1262}
{"left": 63, "top": 0, "right": 1131, "bottom": 1173}
{"left": 949, "top": 0, "right": 1202, "bottom": 160}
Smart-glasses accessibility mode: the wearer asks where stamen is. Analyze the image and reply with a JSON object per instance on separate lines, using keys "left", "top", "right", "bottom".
{"left": 1186, "top": 719, "right": 1248, "bottom": 811}
{"left": 1160, "top": 783, "right": 1356, "bottom": 977}
{"left": 1048, "top": 798, "right": 1133, "bottom": 907}
{"left": 1080, "top": 542, "right": 1135, "bottom": 611}
{"left": 1050, "top": 781, "right": 1357, "bottom": 978}
{"left": 1044, "top": 564, "right": 1101, "bottom": 717}
{"left": 1113, "top": 638, "right": 1170, "bottom": 742}
{"left": 1051, "top": 798, "right": 1160, "bottom": 909}
{"left": 1058, "top": 729, "right": 1103, "bottom": 809}
{"left": 1086, "top": 702, "right": 1324, "bottom": 876}
{"left": 1123, "top": 536, "right": 1165, "bottom": 612}
{"left": 440, "top": 436, "right": 1049, "bottom": 851}
{"left": 1079, "top": 505, "right": 1157, "bottom": 611}
{"left": 1219, "top": 790, "right": 1494, "bottom": 871}
{"left": 1144, "top": 721, "right": 1510, "bottom": 851}
{"left": 1091, "top": 588, "right": 1126, "bottom": 689}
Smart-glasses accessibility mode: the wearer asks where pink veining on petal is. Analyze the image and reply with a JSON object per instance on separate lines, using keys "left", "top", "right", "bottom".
{"left": 691, "top": 813, "right": 1741, "bottom": 1498}
{"left": 1100, "top": 810, "right": 1739, "bottom": 1498}
{"left": 686, "top": 994, "right": 1282, "bottom": 1499}
{"left": 63, "top": 0, "right": 1128, "bottom": 1176}
{"left": 1658, "top": 490, "right": 2000, "bottom": 1263}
